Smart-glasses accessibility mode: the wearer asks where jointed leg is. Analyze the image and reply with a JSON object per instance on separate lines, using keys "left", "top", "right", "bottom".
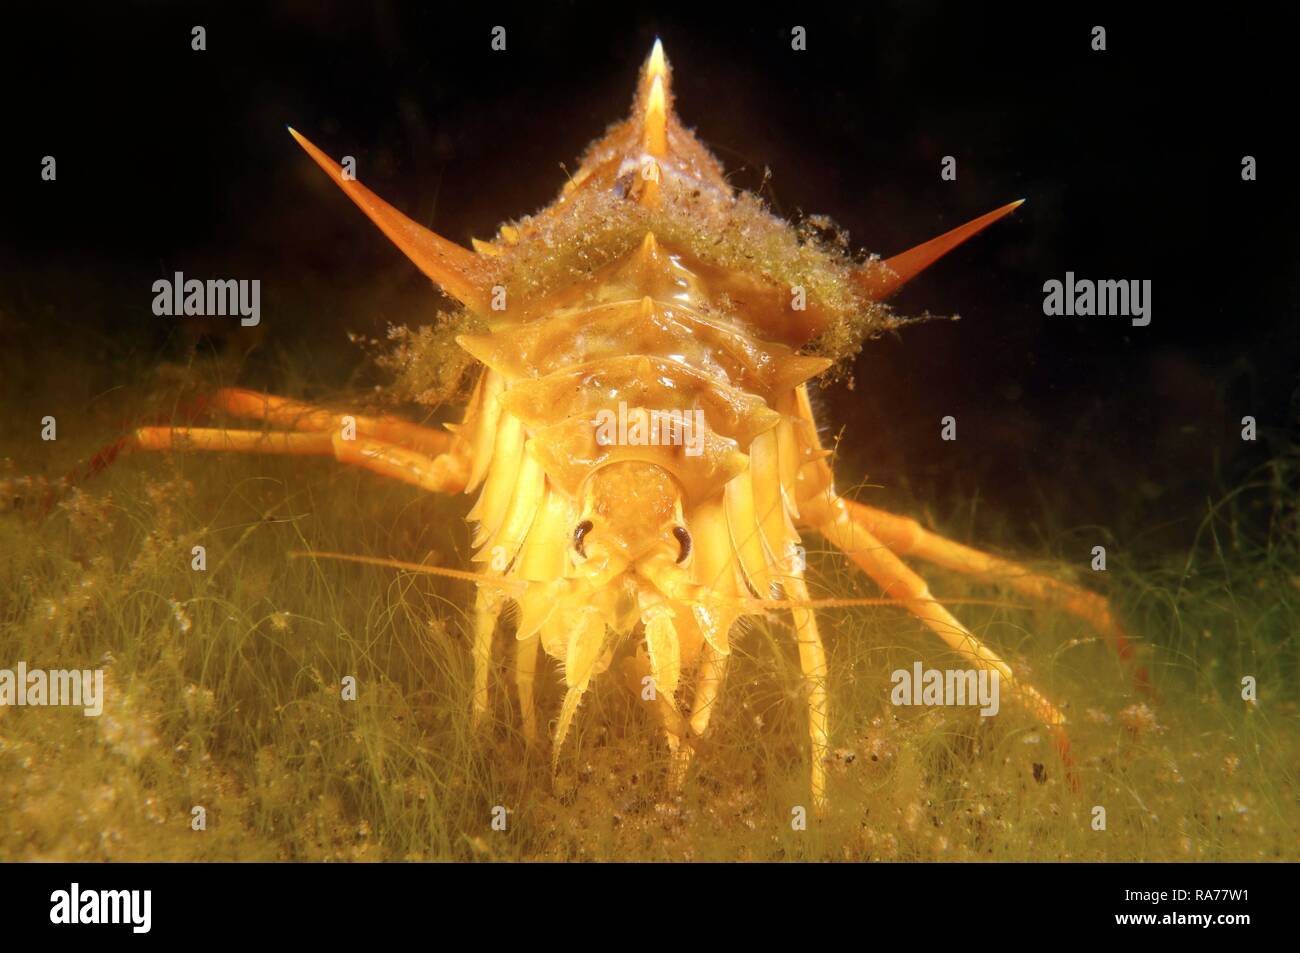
{"left": 803, "top": 493, "right": 1075, "bottom": 776}
{"left": 787, "top": 380, "right": 1139, "bottom": 694}
{"left": 127, "top": 426, "right": 469, "bottom": 494}
{"left": 74, "top": 390, "right": 519, "bottom": 738}
{"left": 79, "top": 387, "right": 470, "bottom": 492}
{"left": 515, "top": 633, "right": 541, "bottom": 744}
{"left": 621, "top": 651, "right": 693, "bottom": 754}
{"left": 471, "top": 589, "right": 505, "bottom": 730}
{"left": 687, "top": 642, "right": 731, "bottom": 740}
{"left": 838, "top": 499, "right": 1147, "bottom": 689}
{"left": 663, "top": 642, "right": 732, "bottom": 792}
{"left": 129, "top": 409, "right": 499, "bottom": 728}
{"left": 783, "top": 573, "right": 830, "bottom": 811}
{"left": 78, "top": 390, "right": 522, "bottom": 752}
{"left": 206, "top": 388, "right": 454, "bottom": 458}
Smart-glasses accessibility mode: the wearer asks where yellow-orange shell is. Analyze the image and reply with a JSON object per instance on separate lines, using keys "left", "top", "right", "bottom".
{"left": 459, "top": 232, "right": 830, "bottom": 503}
{"left": 470, "top": 52, "right": 874, "bottom": 351}
{"left": 461, "top": 229, "right": 818, "bottom": 620}
{"left": 289, "top": 41, "right": 1023, "bottom": 694}
{"left": 446, "top": 48, "right": 860, "bottom": 680}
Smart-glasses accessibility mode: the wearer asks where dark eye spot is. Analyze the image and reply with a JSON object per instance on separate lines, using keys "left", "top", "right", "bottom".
{"left": 672, "top": 526, "right": 691, "bottom": 563}
{"left": 573, "top": 520, "right": 594, "bottom": 558}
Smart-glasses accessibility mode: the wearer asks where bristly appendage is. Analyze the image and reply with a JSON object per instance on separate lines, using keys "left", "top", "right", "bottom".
{"left": 280, "top": 41, "right": 1128, "bottom": 806}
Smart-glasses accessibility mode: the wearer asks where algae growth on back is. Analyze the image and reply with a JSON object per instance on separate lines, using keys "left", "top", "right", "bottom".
{"left": 274, "top": 41, "right": 1132, "bottom": 808}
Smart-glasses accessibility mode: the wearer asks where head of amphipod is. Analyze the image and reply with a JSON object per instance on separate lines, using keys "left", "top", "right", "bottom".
{"left": 288, "top": 37, "right": 1029, "bottom": 777}
{"left": 526, "top": 459, "right": 740, "bottom": 766}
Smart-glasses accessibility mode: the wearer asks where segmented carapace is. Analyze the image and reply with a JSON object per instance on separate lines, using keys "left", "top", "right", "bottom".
{"left": 103, "top": 41, "right": 1147, "bottom": 806}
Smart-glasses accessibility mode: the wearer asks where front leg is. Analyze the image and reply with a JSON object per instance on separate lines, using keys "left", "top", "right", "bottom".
{"left": 801, "top": 491, "right": 1076, "bottom": 780}
{"left": 835, "top": 499, "right": 1148, "bottom": 691}
{"left": 75, "top": 386, "right": 472, "bottom": 494}
{"left": 783, "top": 572, "right": 830, "bottom": 812}
{"left": 125, "top": 424, "right": 469, "bottom": 494}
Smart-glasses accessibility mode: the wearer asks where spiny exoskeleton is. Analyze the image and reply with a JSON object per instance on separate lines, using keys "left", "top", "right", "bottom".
{"left": 102, "top": 40, "right": 1147, "bottom": 807}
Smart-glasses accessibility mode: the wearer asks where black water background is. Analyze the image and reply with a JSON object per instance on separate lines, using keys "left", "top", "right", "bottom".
{"left": 1, "top": 2, "right": 1296, "bottom": 555}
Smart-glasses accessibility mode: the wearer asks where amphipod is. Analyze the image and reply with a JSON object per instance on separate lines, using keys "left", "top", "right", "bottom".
{"left": 108, "top": 41, "right": 1145, "bottom": 807}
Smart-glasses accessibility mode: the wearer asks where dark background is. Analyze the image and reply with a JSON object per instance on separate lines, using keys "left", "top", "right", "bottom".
{"left": 2, "top": 1, "right": 1296, "bottom": 553}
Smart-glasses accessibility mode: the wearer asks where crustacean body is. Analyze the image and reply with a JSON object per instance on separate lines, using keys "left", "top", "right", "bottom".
{"left": 101, "top": 41, "right": 1146, "bottom": 806}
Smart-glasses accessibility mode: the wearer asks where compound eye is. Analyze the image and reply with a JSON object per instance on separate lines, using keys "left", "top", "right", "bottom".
{"left": 672, "top": 525, "right": 692, "bottom": 564}
{"left": 573, "top": 520, "right": 594, "bottom": 559}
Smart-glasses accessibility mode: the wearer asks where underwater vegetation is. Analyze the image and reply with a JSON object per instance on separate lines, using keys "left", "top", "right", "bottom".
{"left": 1, "top": 330, "right": 1295, "bottom": 860}
{"left": 1, "top": 16, "right": 1296, "bottom": 864}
